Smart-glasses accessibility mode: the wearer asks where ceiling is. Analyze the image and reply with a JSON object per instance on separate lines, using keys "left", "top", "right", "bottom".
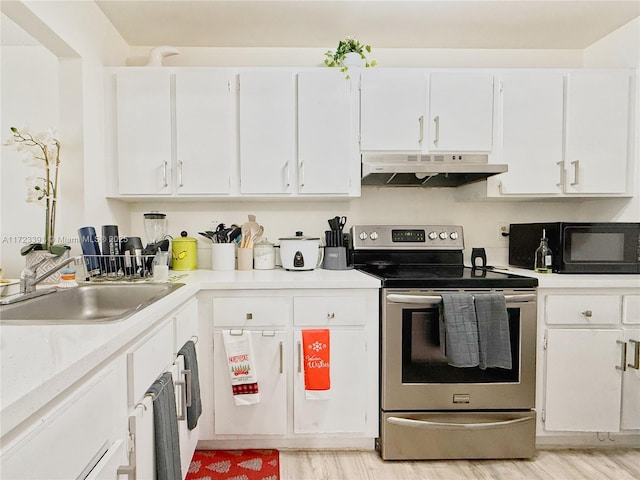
{"left": 94, "top": 0, "right": 640, "bottom": 50}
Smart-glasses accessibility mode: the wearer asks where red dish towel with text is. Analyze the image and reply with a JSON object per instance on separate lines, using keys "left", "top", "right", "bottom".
{"left": 222, "top": 330, "right": 260, "bottom": 406}
{"left": 302, "top": 329, "right": 330, "bottom": 400}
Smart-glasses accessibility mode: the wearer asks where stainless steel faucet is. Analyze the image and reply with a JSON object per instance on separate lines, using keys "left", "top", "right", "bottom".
{"left": 20, "top": 256, "right": 80, "bottom": 294}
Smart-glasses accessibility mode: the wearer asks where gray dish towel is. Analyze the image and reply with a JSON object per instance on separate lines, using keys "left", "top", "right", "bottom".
{"left": 147, "top": 372, "right": 182, "bottom": 480}
{"left": 439, "top": 293, "right": 480, "bottom": 367}
{"left": 178, "top": 340, "right": 202, "bottom": 430}
{"left": 475, "top": 293, "right": 512, "bottom": 370}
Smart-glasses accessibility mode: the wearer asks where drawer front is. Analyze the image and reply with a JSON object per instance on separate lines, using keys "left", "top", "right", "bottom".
{"left": 174, "top": 298, "right": 198, "bottom": 352}
{"left": 546, "top": 295, "right": 621, "bottom": 325}
{"left": 623, "top": 295, "right": 640, "bottom": 325}
{"left": 128, "top": 320, "right": 174, "bottom": 404}
{"left": 294, "top": 296, "right": 367, "bottom": 326}
{"left": 213, "top": 296, "right": 288, "bottom": 327}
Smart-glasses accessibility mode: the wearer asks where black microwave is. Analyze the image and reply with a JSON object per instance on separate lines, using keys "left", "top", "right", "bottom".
{"left": 509, "top": 222, "right": 640, "bottom": 274}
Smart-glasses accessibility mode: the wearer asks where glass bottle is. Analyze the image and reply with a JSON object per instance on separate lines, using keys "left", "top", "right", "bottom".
{"left": 534, "top": 229, "right": 553, "bottom": 273}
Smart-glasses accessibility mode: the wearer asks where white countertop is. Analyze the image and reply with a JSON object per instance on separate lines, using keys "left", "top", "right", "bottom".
{"left": 0, "top": 268, "right": 380, "bottom": 437}
{"left": 493, "top": 266, "right": 640, "bottom": 289}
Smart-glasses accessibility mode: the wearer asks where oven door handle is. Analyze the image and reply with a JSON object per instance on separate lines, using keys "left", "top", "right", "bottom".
{"left": 387, "top": 416, "right": 534, "bottom": 430}
{"left": 386, "top": 293, "right": 536, "bottom": 305}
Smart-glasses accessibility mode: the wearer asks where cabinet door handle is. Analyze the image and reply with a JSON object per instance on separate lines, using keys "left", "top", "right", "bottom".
{"left": 299, "top": 161, "right": 305, "bottom": 188}
{"left": 433, "top": 116, "right": 440, "bottom": 146}
{"left": 570, "top": 160, "right": 580, "bottom": 186}
{"left": 181, "top": 368, "right": 192, "bottom": 407}
{"left": 418, "top": 115, "right": 424, "bottom": 144}
{"left": 177, "top": 160, "right": 184, "bottom": 187}
{"left": 327, "top": 312, "right": 335, "bottom": 319}
{"left": 556, "top": 161, "right": 565, "bottom": 190}
{"left": 279, "top": 341, "right": 284, "bottom": 374}
{"left": 628, "top": 339, "right": 640, "bottom": 370}
{"left": 616, "top": 340, "right": 627, "bottom": 371}
{"left": 297, "top": 340, "right": 302, "bottom": 373}
{"left": 283, "top": 161, "right": 290, "bottom": 188}
{"left": 162, "top": 161, "right": 169, "bottom": 187}
{"left": 175, "top": 378, "right": 187, "bottom": 420}
{"left": 581, "top": 310, "right": 593, "bottom": 318}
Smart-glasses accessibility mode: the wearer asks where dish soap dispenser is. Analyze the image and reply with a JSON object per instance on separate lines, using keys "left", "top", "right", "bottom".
{"left": 534, "top": 229, "right": 553, "bottom": 273}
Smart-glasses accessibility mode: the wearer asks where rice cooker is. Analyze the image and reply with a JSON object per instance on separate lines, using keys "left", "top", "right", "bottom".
{"left": 279, "top": 232, "right": 323, "bottom": 271}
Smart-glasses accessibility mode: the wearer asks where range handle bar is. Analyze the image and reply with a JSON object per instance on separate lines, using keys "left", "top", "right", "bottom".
{"left": 387, "top": 293, "right": 535, "bottom": 305}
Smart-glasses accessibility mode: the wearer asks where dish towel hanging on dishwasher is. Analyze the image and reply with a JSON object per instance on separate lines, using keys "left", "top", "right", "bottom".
{"left": 439, "top": 293, "right": 480, "bottom": 367}
{"left": 302, "top": 329, "right": 331, "bottom": 400}
{"left": 178, "top": 340, "right": 202, "bottom": 429}
{"left": 222, "top": 330, "right": 260, "bottom": 405}
{"left": 146, "top": 372, "right": 182, "bottom": 480}
{"left": 474, "top": 293, "right": 512, "bottom": 370}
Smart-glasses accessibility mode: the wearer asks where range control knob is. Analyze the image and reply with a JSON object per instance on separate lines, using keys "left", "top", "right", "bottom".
{"left": 450, "top": 231, "right": 459, "bottom": 240}
{"left": 359, "top": 231, "right": 368, "bottom": 241}
{"left": 428, "top": 231, "right": 438, "bottom": 240}
{"left": 370, "top": 232, "right": 379, "bottom": 241}
{"left": 439, "top": 232, "right": 449, "bottom": 240}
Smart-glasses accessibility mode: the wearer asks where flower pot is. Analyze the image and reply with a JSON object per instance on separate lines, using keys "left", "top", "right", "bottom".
{"left": 24, "top": 249, "right": 70, "bottom": 285}
{"left": 342, "top": 52, "right": 364, "bottom": 68}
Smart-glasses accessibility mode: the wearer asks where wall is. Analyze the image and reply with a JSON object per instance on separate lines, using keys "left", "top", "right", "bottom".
{"left": 0, "top": 2, "right": 129, "bottom": 277}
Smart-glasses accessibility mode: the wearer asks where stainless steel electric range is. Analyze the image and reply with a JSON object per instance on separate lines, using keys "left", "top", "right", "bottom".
{"left": 350, "top": 224, "right": 539, "bottom": 461}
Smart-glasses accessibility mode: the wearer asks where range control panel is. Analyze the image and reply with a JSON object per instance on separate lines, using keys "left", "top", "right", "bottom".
{"left": 351, "top": 225, "right": 464, "bottom": 250}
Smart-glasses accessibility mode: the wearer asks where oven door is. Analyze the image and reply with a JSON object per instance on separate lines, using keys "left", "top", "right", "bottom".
{"left": 382, "top": 289, "right": 536, "bottom": 411}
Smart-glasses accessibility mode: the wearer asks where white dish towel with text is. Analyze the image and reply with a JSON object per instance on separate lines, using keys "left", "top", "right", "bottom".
{"left": 222, "top": 330, "right": 260, "bottom": 406}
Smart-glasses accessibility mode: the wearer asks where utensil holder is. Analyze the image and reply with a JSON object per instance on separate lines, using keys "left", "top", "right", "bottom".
{"left": 211, "top": 243, "right": 236, "bottom": 271}
{"left": 237, "top": 247, "right": 253, "bottom": 271}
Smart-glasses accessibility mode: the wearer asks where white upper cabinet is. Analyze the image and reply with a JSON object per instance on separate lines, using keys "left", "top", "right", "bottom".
{"left": 564, "top": 71, "right": 630, "bottom": 194}
{"left": 297, "top": 71, "right": 358, "bottom": 195}
{"left": 116, "top": 70, "right": 172, "bottom": 195}
{"left": 360, "top": 70, "right": 428, "bottom": 152}
{"left": 239, "top": 71, "right": 296, "bottom": 194}
{"left": 175, "top": 71, "right": 234, "bottom": 195}
{"left": 497, "top": 71, "right": 565, "bottom": 194}
{"left": 428, "top": 72, "right": 494, "bottom": 152}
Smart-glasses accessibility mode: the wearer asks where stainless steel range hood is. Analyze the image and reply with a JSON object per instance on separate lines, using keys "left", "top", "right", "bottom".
{"left": 361, "top": 154, "right": 507, "bottom": 187}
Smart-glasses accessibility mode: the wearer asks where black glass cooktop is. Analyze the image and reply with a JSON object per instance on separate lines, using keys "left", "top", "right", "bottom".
{"left": 354, "top": 264, "right": 538, "bottom": 289}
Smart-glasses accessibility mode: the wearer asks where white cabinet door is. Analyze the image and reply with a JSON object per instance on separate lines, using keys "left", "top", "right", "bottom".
{"left": 498, "top": 71, "right": 564, "bottom": 194}
{"left": 213, "top": 330, "right": 287, "bottom": 435}
{"left": 294, "top": 329, "right": 367, "bottom": 434}
{"left": 360, "top": 70, "right": 427, "bottom": 152}
{"left": 175, "top": 71, "right": 234, "bottom": 195}
{"left": 564, "top": 71, "right": 630, "bottom": 194}
{"left": 621, "top": 327, "right": 640, "bottom": 430}
{"left": 239, "top": 71, "right": 295, "bottom": 194}
{"left": 171, "top": 357, "right": 199, "bottom": 478}
{"left": 544, "top": 328, "right": 623, "bottom": 432}
{"left": 429, "top": 72, "right": 494, "bottom": 152}
{"left": 116, "top": 70, "right": 172, "bottom": 195}
{"left": 298, "top": 71, "right": 356, "bottom": 194}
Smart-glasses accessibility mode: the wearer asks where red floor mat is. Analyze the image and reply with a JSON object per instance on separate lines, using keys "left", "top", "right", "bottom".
{"left": 186, "top": 449, "right": 280, "bottom": 480}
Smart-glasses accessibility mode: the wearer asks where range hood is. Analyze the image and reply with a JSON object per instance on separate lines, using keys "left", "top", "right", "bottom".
{"left": 361, "top": 154, "right": 507, "bottom": 187}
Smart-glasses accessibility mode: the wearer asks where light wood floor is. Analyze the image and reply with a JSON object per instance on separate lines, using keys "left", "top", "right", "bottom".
{"left": 279, "top": 448, "right": 640, "bottom": 480}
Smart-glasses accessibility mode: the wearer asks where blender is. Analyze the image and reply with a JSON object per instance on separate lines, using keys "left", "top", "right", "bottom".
{"left": 143, "top": 211, "right": 170, "bottom": 257}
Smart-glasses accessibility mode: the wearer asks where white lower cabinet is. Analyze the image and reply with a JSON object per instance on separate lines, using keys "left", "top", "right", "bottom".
{"left": 206, "top": 290, "right": 379, "bottom": 447}
{"left": 539, "top": 289, "right": 640, "bottom": 444}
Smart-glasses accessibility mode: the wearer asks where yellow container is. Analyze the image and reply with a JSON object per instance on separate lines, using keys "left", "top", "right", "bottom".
{"left": 172, "top": 232, "right": 198, "bottom": 270}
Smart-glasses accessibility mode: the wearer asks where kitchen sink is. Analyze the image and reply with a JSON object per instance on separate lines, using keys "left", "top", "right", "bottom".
{"left": 0, "top": 282, "right": 184, "bottom": 324}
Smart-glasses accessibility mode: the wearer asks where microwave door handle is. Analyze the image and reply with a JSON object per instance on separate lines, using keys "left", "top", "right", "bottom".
{"left": 386, "top": 293, "right": 536, "bottom": 305}
{"left": 387, "top": 416, "right": 534, "bottom": 430}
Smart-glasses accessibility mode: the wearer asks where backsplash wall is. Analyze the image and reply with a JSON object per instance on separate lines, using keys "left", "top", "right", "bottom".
{"left": 127, "top": 188, "right": 636, "bottom": 269}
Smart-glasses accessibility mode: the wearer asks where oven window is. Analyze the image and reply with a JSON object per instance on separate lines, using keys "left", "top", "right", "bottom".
{"left": 401, "top": 307, "right": 520, "bottom": 383}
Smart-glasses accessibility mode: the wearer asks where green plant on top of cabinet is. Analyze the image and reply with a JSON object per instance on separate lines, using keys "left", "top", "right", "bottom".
{"left": 114, "top": 69, "right": 234, "bottom": 196}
